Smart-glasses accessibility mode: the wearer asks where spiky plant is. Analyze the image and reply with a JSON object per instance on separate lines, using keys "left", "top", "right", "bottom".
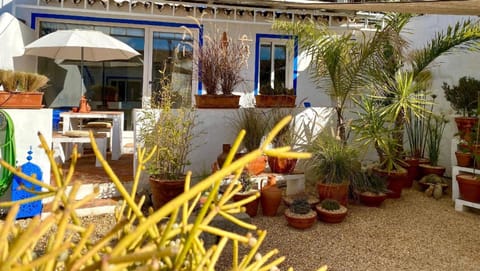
{"left": 0, "top": 69, "right": 17, "bottom": 91}
{"left": 320, "top": 199, "right": 341, "bottom": 211}
{"left": 290, "top": 198, "right": 312, "bottom": 214}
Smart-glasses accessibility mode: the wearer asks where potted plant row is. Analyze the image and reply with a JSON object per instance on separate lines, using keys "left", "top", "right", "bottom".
{"left": 0, "top": 69, "right": 48, "bottom": 108}
{"left": 255, "top": 84, "right": 296, "bottom": 108}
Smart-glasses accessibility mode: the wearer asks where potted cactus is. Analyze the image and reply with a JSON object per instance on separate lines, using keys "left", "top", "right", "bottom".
{"left": 284, "top": 198, "right": 317, "bottom": 229}
{"left": 315, "top": 199, "right": 347, "bottom": 223}
{"left": 232, "top": 170, "right": 260, "bottom": 217}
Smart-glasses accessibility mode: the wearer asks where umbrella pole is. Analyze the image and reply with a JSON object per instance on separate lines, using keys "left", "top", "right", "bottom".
{"left": 80, "top": 47, "right": 84, "bottom": 100}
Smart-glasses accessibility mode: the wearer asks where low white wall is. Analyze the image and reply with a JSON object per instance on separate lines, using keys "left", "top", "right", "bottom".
{"left": 0, "top": 109, "right": 52, "bottom": 206}
{"left": 133, "top": 107, "right": 335, "bottom": 185}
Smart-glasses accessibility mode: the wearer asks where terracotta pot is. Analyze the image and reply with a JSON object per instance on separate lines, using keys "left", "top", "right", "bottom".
{"left": 372, "top": 167, "right": 407, "bottom": 199}
{"left": 455, "top": 117, "right": 478, "bottom": 142}
{"left": 267, "top": 156, "right": 297, "bottom": 174}
{"left": 316, "top": 182, "right": 349, "bottom": 206}
{"left": 232, "top": 191, "right": 260, "bottom": 217}
{"left": 315, "top": 204, "right": 347, "bottom": 223}
{"left": 0, "top": 91, "right": 44, "bottom": 109}
{"left": 456, "top": 174, "right": 480, "bottom": 203}
{"left": 358, "top": 192, "right": 388, "bottom": 207}
{"left": 455, "top": 151, "right": 473, "bottom": 167}
{"left": 419, "top": 164, "right": 446, "bottom": 177}
{"left": 195, "top": 94, "right": 240, "bottom": 108}
{"left": 245, "top": 155, "right": 267, "bottom": 175}
{"left": 149, "top": 177, "right": 185, "bottom": 210}
{"left": 404, "top": 157, "right": 420, "bottom": 188}
{"left": 217, "top": 144, "right": 231, "bottom": 168}
{"left": 284, "top": 209, "right": 317, "bottom": 229}
{"left": 255, "top": 95, "right": 296, "bottom": 108}
{"left": 260, "top": 175, "right": 283, "bottom": 216}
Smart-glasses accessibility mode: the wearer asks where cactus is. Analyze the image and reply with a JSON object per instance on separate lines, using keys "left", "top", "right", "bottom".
{"left": 290, "top": 198, "right": 312, "bottom": 214}
{"left": 238, "top": 170, "right": 254, "bottom": 192}
{"left": 320, "top": 199, "right": 341, "bottom": 211}
{"left": 419, "top": 174, "right": 447, "bottom": 185}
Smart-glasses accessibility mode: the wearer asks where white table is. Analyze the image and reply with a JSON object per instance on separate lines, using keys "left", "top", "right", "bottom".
{"left": 60, "top": 111, "right": 124, "bottom": 160}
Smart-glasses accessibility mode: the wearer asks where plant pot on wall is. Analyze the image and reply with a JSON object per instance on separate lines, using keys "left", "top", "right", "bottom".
{"left": 267, "top": 156, "right": 297, "bottom": 174}
{"left": 0, "top": 92, "right": 44, "bottom": 109}
{"left": 455, "top": 151, "right": 473, "bottom": 167}
{"left": 255, "top": 95, "right": 296, "bottom": 108}
{"left": 455, "top": 117, "right": 478, "bottom": 141}
{"left": 194, "top": 94, "right": 240, "bottom": 108}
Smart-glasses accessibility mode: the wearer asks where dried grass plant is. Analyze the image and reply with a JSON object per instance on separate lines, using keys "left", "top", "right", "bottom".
{"left": 0, "top": 70, "right": 16, "bottom": 91}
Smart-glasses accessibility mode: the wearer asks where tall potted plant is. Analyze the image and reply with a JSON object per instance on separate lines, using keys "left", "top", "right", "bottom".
{"left": 137, "top": 70, "right": 198, "bottom": 210}
{"left": 195, "top": 32, "right": 250, "bottom": 108}
{"left": 419, "top": 112, "right": 449, "bottom": 177}
{"left": 442, "top": 76, "right": 480, "bottom": 141}
{"left": 0, "top": 69, "right": 48, "bottom": 108}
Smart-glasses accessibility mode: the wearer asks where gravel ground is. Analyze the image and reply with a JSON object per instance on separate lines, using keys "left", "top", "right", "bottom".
{"left": 8, "top": 187, "right": 480, "bottom": 271}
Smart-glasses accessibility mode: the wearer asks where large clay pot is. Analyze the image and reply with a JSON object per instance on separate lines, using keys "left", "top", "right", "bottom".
{"left": 455, "top": 151, "right": 473, "bottom": 167}
{"left": 245, "top": 155, "right": 267, "bottom": 175}
{"left": 316, "top": 182, "right": 349, "bottom": 206}
{"left": 419, "top": 164, "right": 446, "bottom": 177}
{"left": 232, "top": 191, "right": 260, "bottom": 217}
{"left": 267, "top": 156, "right": 297, "bottom": 174}
{"left": 372, "top": 167, "right": 407, "bottom": 199}
{"left": 455, "top": 117, "right": 478, "bottom": 142}
{"left": 456, "top": 174, "right": 480, "bottom": 203}
{"left": 149, "top": 176, "right": 185, "bottom": 210}
{"left": 260, "top": 175, "right": 283, "bottom": 216}
{"left": 404, "top": 157, "right": 419, "bottom": 188}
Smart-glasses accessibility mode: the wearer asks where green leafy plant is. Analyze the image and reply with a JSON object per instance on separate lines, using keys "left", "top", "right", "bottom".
{"left": 238, "top": 170, "right": 254, "bottom": 193}
{"left": 305, "top": 130, "right": 360, "bottom": 184}
{"left": 442, "top": 76, "right": 480, "bottom": 117}
{"left": 426, "top": 112, "right": 449, "bottom": 166}
{"left": 320, "top": 199, "right": 341, "bottom": 211}
{"left": 290, "top": 198, "right": 312, "bottom": 214}
{"left": 0, "top": 116, "right": 321, "bottom": 270}
{"left": 137, "top": 69, "right": 197, "bottom": 180}
{"left": 356, "top": 170, "right": 389, "bottom": 194}
{"left": 259, "top": 84, "right": 295, "bottom": 96}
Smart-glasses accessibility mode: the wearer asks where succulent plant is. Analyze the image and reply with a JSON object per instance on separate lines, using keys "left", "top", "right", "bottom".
{"left": 320, "top": 199, "right": 341, "bottom": 211}
{"left": 238, "top": 170, "right": 254, "bottom": 192}
{"left": 290, "top": 198, "right": 312, "bottom": 214}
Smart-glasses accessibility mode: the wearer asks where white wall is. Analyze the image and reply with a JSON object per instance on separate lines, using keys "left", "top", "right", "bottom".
{"left": 0, "top": 109, "right": 52, "bottom": 205}
{"left": 402, "top": 15, "right": 480, "bottom": 177}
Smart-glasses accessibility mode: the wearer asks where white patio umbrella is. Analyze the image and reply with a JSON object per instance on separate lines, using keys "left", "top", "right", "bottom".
{"left": 24, "top": 29, "right": 140, "bottom": 99}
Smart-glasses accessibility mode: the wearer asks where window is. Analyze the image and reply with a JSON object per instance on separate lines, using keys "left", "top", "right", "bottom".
{"left": 255, "top": 34, "right": 297, "bottom": 95}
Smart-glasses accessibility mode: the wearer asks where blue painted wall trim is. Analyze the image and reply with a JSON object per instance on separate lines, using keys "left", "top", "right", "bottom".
{"left": 30, "top": 12, "right": 204, "bottom": 95}
{"left": 253, "top": 33, "right": 298, "bottom": 95}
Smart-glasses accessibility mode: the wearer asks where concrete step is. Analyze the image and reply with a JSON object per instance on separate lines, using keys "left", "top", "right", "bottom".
{"left": 41, "top": 196, "right": 122, "bottom": 218}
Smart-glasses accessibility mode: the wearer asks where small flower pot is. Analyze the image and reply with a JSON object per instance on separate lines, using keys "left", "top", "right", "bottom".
{"left": 284, "top": 209, "right": 317, "bottom": 229}
{"left": 456, "top": 174, "right": 480, "bottom": 203}
{"left": 315, "top": 204, "right": 347, "bottom": 223}
{"left": 455, "top": 151, "right": 473, "bottom": 167}
{"left": 358, "top": 191, "right": 387, "bottom": 207}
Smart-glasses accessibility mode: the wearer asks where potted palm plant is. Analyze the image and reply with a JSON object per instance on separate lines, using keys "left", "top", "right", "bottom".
{"left": 442, "top": 76, "right": 480, "bottom": 142}
{"left": 0, "top": 69, "right": 48, "bottom": 108}
{"left": 137, "top": 70, "right": 198, "bottom": 210}
{"left": 195, "top": 32, "right": 249, "bottom": 108}
{"left": 284, "top": 197, "right": 317, "bottom": 229}
{"left": 304, "top": 130, "right": 360, "bottom": 206}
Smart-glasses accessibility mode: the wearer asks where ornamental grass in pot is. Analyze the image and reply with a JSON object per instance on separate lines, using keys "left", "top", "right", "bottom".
{"left": 230, "top": 108, "right": 268, "bottom": 175}
{"left": 284, "top": 197, "right": 317, "bottom": 229}
{"left": 0, "top": 69, "right": 48, "bottom": 108}
{"left": 194, "top": 31, "right": 249, "bottom": 108}
{"left": 355, "top": 170, "right": 389, "bottom": 207}
{"left": 304, "top": 130, "right": 360, "bottom": 206}
{"left": 137, "top": 71, "right": 198, "bottom": 210}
